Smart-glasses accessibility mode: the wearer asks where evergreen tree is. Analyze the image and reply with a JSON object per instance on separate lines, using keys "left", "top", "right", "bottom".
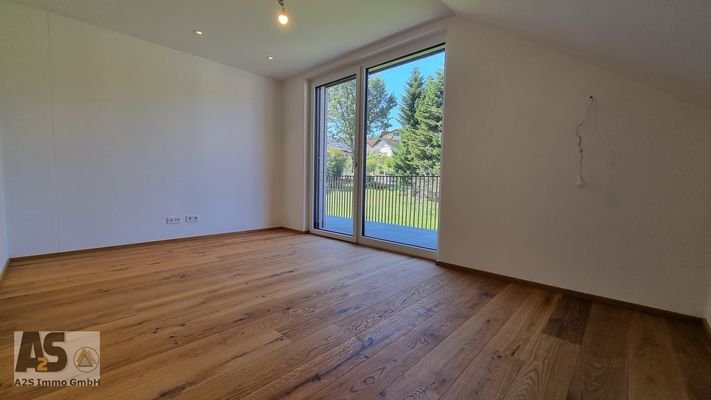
{"left": 394, "top": 68, "right": 444, "bottom": 175}
{"left": 398, "top": 67, "right": 424, "bottom": 130}
{"left": 410, "top": 69, "right": 444, "bottom": 175}
{"left": 392, "top": 127, "right": 417, "bottom": 175}
{"left": 393, "top": 68, "right": 425, "bottom": 175}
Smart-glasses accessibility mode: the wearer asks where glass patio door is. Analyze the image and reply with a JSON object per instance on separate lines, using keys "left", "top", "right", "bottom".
{"left": 313, "top": 75, "right": 359, "bottom": 237}
{"left": 312, "top": 43, "right": 445, "bottom": 257}
{"left": 361, "top": 46, "right": 445, "bottom": 250}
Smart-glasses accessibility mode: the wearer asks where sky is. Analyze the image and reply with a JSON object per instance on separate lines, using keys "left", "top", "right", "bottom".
{"left": 369, "top": 50, "right": 445, "bottom": 131}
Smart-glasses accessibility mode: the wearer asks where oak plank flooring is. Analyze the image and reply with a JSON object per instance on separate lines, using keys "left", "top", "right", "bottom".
{"left": 566, "top": 304, "right": 631, "bottom": 400}
{"left": 239, "top": 274, "right": 481, "bottom": 400}
{"left": 627, "top": 313, "right": 688, "bottom": 400}
{"left": 0, "top": 229, "right": 708, "bottom": 400}
{"left": 666, "top": 319, "right": 711, "bottom": 400}
{"left": 308, "top": 275, "right": 505, "bottom": 400}
{"left": 542, "top": 296, "right": 592, "bottom": 345}
{"left": 501, "top": 335, "right": 579, "bottom": 400}
{"left": 438, "top": 289, "right": 558, "bottom": 400}
{"left": 374, "top": 283, "right": 531, "bottom": 400}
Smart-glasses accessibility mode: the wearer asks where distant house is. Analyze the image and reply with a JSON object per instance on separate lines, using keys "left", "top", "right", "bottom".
{"left": 326, "top": 136, "right": 352, "bottom": 153}
{"left": 326, "top": 130, "right": 401, "bottom": 155}
{"left": 367, "top": 130, "right": 400, "bottom": 156}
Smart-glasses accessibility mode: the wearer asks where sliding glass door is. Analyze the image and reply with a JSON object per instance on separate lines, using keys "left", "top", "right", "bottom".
{"left": 313, "top": 75, "right": 358, "bottom": 237}
{"left": 362, "top": 46, "right": 445, "bottom": 249}
{"left": 312, "top": 44, "right": 445, "bottom": 256}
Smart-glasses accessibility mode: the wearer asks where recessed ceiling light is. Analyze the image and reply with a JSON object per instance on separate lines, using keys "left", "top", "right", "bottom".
{"left": 266, "top": 56, "right": 275, "bottom": 60}
{"left": 193, "top": 30, "right": 204, "bottom": 36}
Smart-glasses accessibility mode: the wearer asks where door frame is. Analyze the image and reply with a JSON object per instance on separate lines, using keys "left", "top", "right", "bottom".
{"left": 309, "top": 66, "right": 362, "bottom": 243}
{"left": 308, "top": 34, "right": 446, "bottom": 259}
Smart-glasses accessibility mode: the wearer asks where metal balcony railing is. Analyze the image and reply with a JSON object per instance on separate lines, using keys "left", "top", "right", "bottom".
{"left": 325, "top": 175, "right": 440, "bottom": 231}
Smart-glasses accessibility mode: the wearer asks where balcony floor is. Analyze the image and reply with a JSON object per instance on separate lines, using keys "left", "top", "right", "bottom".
{"left": 323, "top": 215, "right": 438, "bottom": 250}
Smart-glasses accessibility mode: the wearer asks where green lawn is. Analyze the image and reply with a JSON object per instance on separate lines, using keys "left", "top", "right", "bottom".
{"left": 325, "top": 187, "right": 439, "bottom": 230}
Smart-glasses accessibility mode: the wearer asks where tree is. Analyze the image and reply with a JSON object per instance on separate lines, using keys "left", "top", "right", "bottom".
{"left": 398, "top": 67, "right": 424, "bottom": 130}
{"left": 365, "top": 77, "right": 397, "bottom": 139}
{"left": 393, "top": 69, "right": 444, "bottom": 175}
{"left": 326, "top": 148, "right": 350, "bottom": 176}
{"left": 326, "top": 77, "right": 396, "bottom": 154}
{"left": 393, "top": 68, "right": 425, "bottom": 175}
{"left": 392, "top": 127, "right": 418, "bottom": 175}
{"left": 326, "top": 79, "right": 357, "bottom": 154}
{"left": 410, "top": 69, "right": 444, "bottom": 175}
{"left": 366, "top": 153, "right": 395, "bottom": 175}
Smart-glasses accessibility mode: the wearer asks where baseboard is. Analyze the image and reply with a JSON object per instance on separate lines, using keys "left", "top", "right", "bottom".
{"left": 10, "top": 227, "right": 286, "bottom": 263}
{"left": 436, "top": 261, "right": 703, "bottom": 323}
{"left": 280, "top": 227, "right": 309, "bottom": 234}
{"left": 0, "top": 258, "right": 8, "bottom": 286}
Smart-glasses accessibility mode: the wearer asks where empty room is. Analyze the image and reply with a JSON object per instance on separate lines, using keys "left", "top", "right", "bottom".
{"left": 0, "top": 0, "right": 710, "bottom": 399}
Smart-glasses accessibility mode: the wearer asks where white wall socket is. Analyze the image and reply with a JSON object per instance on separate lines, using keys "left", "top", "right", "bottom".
{"left": 166, "top": 216, "right": 181, "bottom": 224}
{"left": 185, "top": 215, "right": 198, "bottom": 223}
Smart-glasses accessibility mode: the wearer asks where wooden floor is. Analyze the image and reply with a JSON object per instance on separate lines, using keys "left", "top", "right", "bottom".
{"left": 0, "top": 229, "right": 709, "bottom": 400}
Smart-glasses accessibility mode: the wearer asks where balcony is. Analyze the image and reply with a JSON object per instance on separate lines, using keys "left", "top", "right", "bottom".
{"left": 323, "top": 175, "right": 440, "bottom": 249}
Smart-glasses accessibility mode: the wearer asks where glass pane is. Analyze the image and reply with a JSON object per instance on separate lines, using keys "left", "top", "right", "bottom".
{"left": 314, "top": 77, "right": 357, "bottom": 236}
{"left": 363, "top": 48, "right": 445, "bottom": 249}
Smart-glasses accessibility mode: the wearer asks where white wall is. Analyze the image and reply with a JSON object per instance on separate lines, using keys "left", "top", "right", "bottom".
{"left": 281, "top": 78, "right": 309, "bottom": 231}
{"left": 0, "top": 1, "right": 282, "bottom": 257}
{"left": 439, "top": 17, "right": 711, "bottom": 317}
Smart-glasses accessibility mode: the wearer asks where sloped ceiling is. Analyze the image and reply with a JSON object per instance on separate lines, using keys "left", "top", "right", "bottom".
{"left": 11, "top": 0, "right": 453, "bottom": 79}
{"left": 10, "top": 0, "right": 711, "bottom": 105}
{"left": 442, "top": 0, "right": 711, "bottom": 106}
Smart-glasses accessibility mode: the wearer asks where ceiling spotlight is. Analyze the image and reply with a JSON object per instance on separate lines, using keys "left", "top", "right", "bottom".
{"left": 277, "top": 0, "right": 289, "bottom": 25}
{"left": 266, "top": 56, "right": 274, "bottom": 60}
{"left": 193, "top": 29, "right": 204, "bottom": 36}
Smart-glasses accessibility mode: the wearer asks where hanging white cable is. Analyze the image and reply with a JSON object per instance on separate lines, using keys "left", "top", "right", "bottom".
{"left": 576, "top": 96, "right": 594, "bottom": 188}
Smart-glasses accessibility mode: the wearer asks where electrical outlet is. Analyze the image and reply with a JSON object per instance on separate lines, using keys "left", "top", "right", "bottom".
{"left": 185, "top": 215, "right": 198, "bottom": 223}
{"left": 166, "top": 216, "right": 181, "bottom": 224}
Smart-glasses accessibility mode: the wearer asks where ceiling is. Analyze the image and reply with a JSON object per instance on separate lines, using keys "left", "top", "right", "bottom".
{"left": 12, "top": 0, "right": 711, "bottom": 104}
{"left": 442, "top": 0, "right": 711, "bottom": 106}
{"left": 13, "top": 0, "right": 453, "bottom": 80}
